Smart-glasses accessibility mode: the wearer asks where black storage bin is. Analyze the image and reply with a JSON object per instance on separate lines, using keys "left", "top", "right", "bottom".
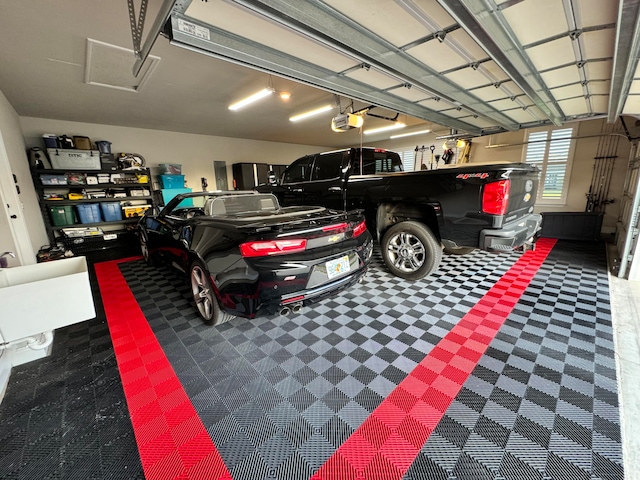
{"left": 540, "top": 212, "right": 603, "bottom": 241}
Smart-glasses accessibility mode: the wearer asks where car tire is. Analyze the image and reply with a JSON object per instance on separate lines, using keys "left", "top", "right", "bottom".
{"left": 381, "top": 221, "right": 442, "bottom": 280}
{"left": 190, "top": 261, "right": 235, "bottom": 325}
{"left": 139, "top": 229, "right": 155, "bottom": 265}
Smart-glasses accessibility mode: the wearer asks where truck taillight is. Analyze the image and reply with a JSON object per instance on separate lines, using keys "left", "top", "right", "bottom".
{"left": 482, "top": 180, "right": 510, "bottom": 216}
{"left": 240, "top": 239, "right": 307, "bottom": 257}
{"left": 353, "top": 220, "right": 367, "bottom": 237}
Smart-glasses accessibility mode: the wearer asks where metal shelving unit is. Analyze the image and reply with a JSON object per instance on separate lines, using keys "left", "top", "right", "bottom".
{"left": 31, "top": 167, "right": 155, "bottom": 253}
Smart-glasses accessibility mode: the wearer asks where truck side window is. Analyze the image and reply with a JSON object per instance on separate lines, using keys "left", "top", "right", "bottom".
{"left": 312, "top": 152, "right": 342, "bottom": 180}
{"left": 283, "top": 156, "right": 313, "bottom": 183}
{"left": 360, "top": 150, "right": 376, "bottom": 175}
{"left": 374, "top": 152, "right": 404, "bottom": 173}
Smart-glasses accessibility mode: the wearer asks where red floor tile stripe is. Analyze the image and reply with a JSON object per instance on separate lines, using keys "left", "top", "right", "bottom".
{"left": 95, "top": 259, "right": 232, "bottom": 480}
{"left": 311, "top": 238, "right": 557, "bottom": 480}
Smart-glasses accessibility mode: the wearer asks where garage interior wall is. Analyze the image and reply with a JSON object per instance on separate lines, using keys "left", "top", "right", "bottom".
{"left": 7, "top": 113, "right": 635, "bottom": 260}
{"left": 18, "top": 116, "right": 329, "bottom": 256}
{"left": 0, "top": 91, "right": 47, "bottom": 259}
{"left": 379, "top": 118, "right": 632, "bottom": 235}
{"left": 471, "top": 119, "right": 631, "bottom": 234}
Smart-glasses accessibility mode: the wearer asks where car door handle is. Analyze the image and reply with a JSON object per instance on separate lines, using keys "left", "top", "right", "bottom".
{"left": 292, "top": 188, "right": 303, "bottom": 193}
{"left": 328, "top": 187, "right": 341, "bottom": 192}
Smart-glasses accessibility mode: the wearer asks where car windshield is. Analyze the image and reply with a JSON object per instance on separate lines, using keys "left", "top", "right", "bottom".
{"left": 204, "top": 194, "right": 279, "bottom": 216}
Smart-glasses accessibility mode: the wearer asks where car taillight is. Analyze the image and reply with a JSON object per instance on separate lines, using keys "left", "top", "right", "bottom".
{"left": 240, "top": 239, "right": 307, "bottom": 257}
{"left": 322, "top": 222, "right": 347, "bottom": 233}
{"left": 353, "top": 220, "right": 367, "bottom": 237}
{"left": 482, "top": 179, "right": 510, "bottom": 216}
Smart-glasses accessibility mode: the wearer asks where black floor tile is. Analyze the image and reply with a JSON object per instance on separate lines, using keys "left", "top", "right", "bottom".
{"left": 0, "top": 241, "right": 624, "bottom": 479}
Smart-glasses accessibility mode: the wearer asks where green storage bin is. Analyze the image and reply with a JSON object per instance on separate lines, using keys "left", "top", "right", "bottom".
{"left": 49, "top": 205, "right": 77, "bottom": 226}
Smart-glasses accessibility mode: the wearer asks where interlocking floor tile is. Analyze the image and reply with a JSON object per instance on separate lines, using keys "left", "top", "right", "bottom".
{"left": 0, "top": 240, "right": 624, "bottom": 480}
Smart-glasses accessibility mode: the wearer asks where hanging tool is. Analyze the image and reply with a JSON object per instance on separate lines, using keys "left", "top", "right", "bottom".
{"left": 413, "top": 146, "right": 419, "bottom": 171}
{"left": 441, "top": 148, "right": 454, "bottom": 164}
{"left": 420, "top": 146, "right": 425, "bottom": 170}
{"left": 429, "top": 145, "right": 435, "bottom": 170}
{"left": 585, "top": 119, "right": 621, "bottom": 212}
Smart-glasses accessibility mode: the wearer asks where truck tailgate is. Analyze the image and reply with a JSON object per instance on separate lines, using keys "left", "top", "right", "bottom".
{"left": 504, "top": 165, "right": 539, "bottom": 223}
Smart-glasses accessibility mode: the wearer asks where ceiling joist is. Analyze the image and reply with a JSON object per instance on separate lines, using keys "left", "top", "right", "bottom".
{"left": 608, "top": 0, "right": 640, "bottom": 121}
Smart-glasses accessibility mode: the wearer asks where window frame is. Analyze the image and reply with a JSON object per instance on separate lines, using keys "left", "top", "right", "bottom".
{"left": 521, "top": 125, "right": 576, "bottom": 206}
{"left": 311, "top": 151, "right": 344, "bottom": 181}
{"left": 283, "top": 155, "right": 314, "bottom": 184}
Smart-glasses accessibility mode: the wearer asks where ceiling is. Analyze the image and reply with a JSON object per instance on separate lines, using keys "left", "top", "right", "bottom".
{"left": 1, "top": 0, "right": 639, "bottom": 148}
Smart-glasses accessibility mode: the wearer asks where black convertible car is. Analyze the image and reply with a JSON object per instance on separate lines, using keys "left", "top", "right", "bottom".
{"left": 138, "top": 191, "right": 373, "bottom": 325}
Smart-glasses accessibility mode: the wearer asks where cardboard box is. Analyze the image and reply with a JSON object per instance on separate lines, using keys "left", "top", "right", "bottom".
{"left": 123, "top": 205, "right": 151, "bottom": 218}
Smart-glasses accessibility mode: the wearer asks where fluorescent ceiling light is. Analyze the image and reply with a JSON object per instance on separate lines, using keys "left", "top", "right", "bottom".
{"left": 289, "top": 105, "right": 333, "bottom": 122}
{"left": 229, "top": 87, "right": 274, "bottom": 111}
{"left": 364, "top": 123, "right": 406, "bottom": 135}
{"left": 390, "top": 128, "right": 431, "bottom": 139}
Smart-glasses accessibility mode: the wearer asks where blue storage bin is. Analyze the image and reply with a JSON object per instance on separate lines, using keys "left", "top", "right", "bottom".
{"left": 160, "top": 174, "right": 185, "bottom": 189}
{"left": 100, "top": 202, "right": 123, "bottom": 221}
{"left": 161, "top": 188, "right": 193, "bottom": 207}
{"left": 76, "top": 203, "right": 101, "bottom": 224}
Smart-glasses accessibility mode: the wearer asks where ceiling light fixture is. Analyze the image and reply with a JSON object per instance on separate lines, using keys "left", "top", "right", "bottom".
{"left": 289, "top": 104, "right": 333, "bottom": 122}
{"left": 363, "top": 123, "right": 406, "bottom": 135}
{"left": 228, "top": 87, "right": 274, "bottom": 111}
{"left": 390, "top": 128, "right": 431, "bottom": 139}
{"left": 279, "top": 91, "right": 291, "bottom": 100}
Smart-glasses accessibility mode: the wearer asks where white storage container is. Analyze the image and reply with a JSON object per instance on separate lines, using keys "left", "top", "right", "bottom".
{"left": 47, "top": 148, "right": 101, "bottom": 170}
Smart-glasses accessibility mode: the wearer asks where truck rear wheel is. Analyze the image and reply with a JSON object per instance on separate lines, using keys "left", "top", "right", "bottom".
{"left": 381, "top": 221, "right": 442, "bottom": 280}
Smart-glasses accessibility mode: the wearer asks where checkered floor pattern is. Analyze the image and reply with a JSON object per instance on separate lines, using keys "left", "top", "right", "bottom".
{"left": 118, "top": 240, "right": 622, "bottom": 480}
{"left": 0, "top": 240, "right": 623, "bottom": 479}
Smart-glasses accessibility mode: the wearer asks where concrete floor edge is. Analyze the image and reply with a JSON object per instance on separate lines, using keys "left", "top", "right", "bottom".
{"left": 607, "top": 243, "right": 640, "bottom": 480}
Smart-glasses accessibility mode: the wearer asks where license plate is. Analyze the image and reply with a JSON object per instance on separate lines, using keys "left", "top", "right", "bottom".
{"left": 326, "top": 255, "right": 350, "bottom": 280}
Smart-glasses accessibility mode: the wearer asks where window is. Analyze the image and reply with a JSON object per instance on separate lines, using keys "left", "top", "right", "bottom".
{"left": 359, "top": 150, "right": 404, "bottom": 174}
{"left": 312, "top": 152, "right": 343, "bottom": 181}
{"left": 399, "top": 148, "right": 417, "bottom": 172}
{"left": 283, "top": 156, "right": 313, "bottom": 183}
{"left": 523, "top": 126, "right": 575, "bottom": 204}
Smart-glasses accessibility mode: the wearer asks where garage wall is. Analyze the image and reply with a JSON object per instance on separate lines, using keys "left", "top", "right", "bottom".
{"left": 20, "top": 117, "right": 325, "bottom": 190}
{"left": 378, "top": 118, "right": 631, "bottom": 235}
{"left": 470, "top": 119, "right": 631, "bottom": 234}
{"left": 19, "top": 117, "right": 326, "bottom": 245}
{"left": 0, "top": 93, "right": 47, "bottom": 260}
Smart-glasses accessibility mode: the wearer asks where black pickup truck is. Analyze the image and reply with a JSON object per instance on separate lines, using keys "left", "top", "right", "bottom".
{"left": 256, "top": 147, "right": 542, "bottom": 280}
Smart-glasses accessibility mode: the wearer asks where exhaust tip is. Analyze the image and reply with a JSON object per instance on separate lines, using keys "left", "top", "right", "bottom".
{"left": 291, "top": 303, "right": 303, "bottom": 314}
{"left": 279, "top": 306, "right": 291, "bottom": 316}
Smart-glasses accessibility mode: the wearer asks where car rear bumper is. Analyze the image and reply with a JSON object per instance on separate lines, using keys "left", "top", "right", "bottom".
{"left": 218, "top": 235, "right": 373, "bottom": 318}
{"left": 480, "top": 213, "right": 542, "bottom": 251}
{"left": 278, "top": 266, "right": 367, "bottom": 307}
